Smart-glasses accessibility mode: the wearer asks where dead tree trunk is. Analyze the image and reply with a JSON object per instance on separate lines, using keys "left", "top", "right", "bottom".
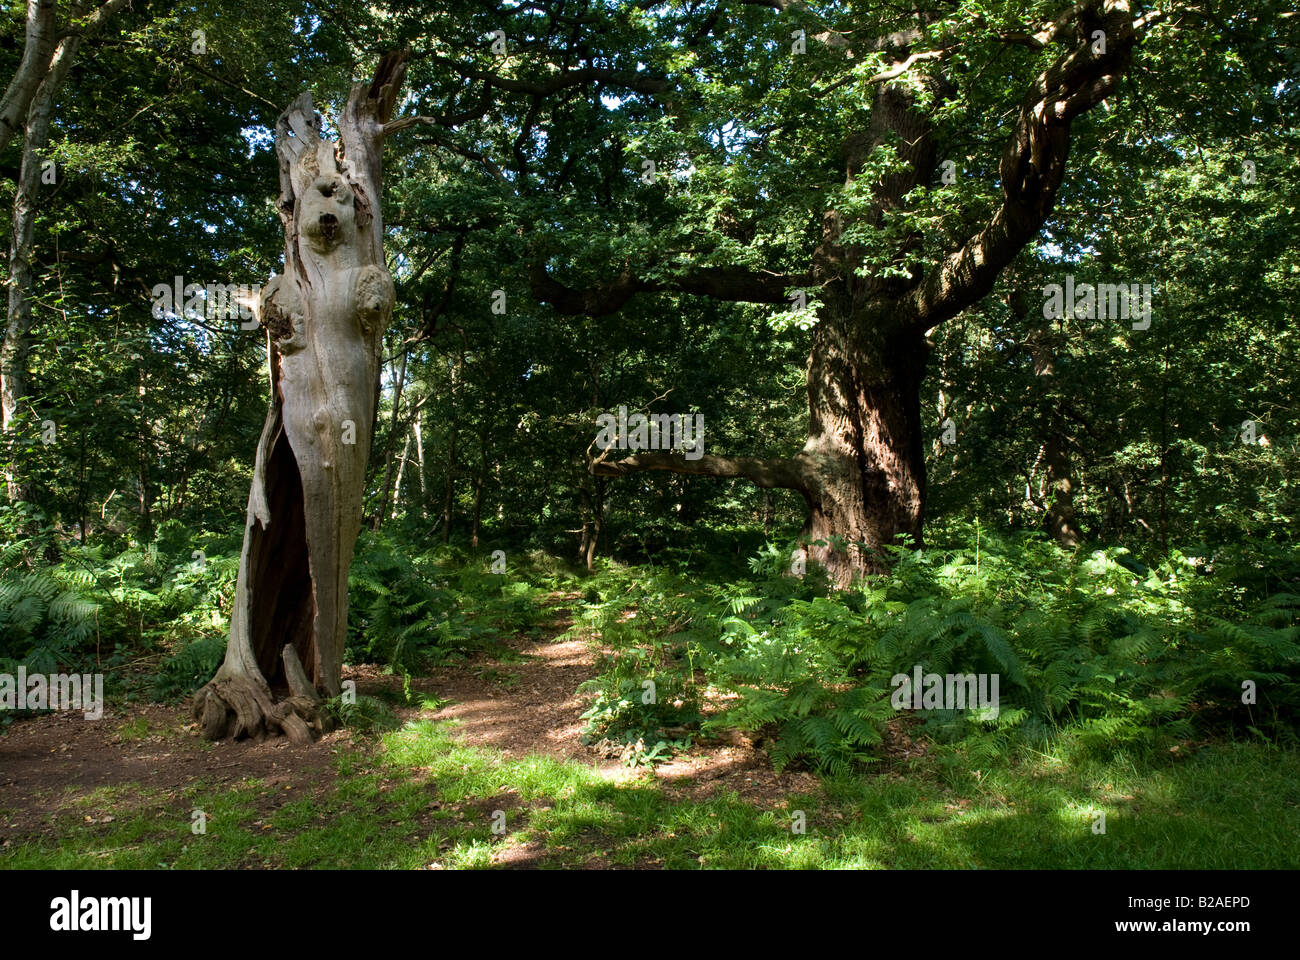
{"left": 194, "top": 53, "right": 405, "bottom": 742}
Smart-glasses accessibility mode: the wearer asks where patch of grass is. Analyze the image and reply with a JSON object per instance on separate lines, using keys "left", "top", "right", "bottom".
{"left": 114, "top": 715, "right": 151, "bottom": 741}
{"left": 324, "top": 694, "right": 401, "bottom": 735}
{"left": 4, "top": 718, "right": 1296, "bottom": 869}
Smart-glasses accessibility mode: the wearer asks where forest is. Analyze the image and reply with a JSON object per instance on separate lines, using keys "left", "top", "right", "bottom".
{"left": 0, "top": 0, "right": 1297, "bottom": 877}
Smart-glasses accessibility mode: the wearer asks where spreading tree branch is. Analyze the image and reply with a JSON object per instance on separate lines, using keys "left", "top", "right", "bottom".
{"left": 903, "top": 0, "right": 1144, "bottom": 330}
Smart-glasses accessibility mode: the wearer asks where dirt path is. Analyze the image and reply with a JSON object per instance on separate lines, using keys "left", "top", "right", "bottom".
{"left": 353, "top": 593, "right": 627, "bottom": 773}
{"left": 0, "top": 591, "right": 817, "bottom": 849}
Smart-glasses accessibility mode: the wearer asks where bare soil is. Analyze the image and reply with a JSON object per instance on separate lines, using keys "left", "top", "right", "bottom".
{"left": 0, "top": 592, "right": 891, "bottom": 859}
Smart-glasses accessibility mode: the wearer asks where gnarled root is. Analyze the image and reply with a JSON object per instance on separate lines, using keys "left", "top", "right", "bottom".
{"left": 192, "top": 646, "right": 335, "bottom": 743}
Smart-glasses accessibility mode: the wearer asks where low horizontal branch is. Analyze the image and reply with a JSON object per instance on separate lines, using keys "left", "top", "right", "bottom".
{"left": 591, "top": 449, "right": 808, "bottom": 491}
{"left": 530, "top": 261, "right": 806, "bottom": 314}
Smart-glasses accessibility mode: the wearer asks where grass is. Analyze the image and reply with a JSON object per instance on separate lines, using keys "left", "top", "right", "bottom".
{"left": 3, "top": 717, "right": 1297, "bottom": 869}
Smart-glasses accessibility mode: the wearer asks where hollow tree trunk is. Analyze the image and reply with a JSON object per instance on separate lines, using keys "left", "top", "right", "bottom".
{"left": 193, "top": 53, "right": 405, "bottom": 742}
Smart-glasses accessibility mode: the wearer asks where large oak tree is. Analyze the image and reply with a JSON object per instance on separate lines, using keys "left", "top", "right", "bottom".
{"left": 491, "top": 0, "right": 1158, "bottom": 582}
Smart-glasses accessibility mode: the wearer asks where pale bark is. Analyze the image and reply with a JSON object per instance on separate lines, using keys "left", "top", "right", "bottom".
{"left": 414, "top": 407, "right": 425, "bottom": 497}
{"left": 0, "top": 0, "right": 58, "bottom": 157}
{"left": 372, "top": 347, "right": 408, "bottom": 529}
{"left": 2, "top": 0, "right": 131, "bottom": 502}
{"left": 2, "top": 9, "right": 84, "bottom": 500}
{"left": 392, "top": 428, "right": 411, "bottom": 518}
{"left": 194, "top": 53, "right": 405, "bottom": 741}
{"left": 0, "top": 0, "right": 130, "bottom": 157}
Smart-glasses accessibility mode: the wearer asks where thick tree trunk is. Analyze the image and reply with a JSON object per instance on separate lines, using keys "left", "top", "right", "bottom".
{"left": 1041, "top": 430, "right": 1080, "bottom": 546}
{"left": 193, "top": 53, "right": 404, "bottom": 742}
{"left": 798, "top": 315, "right": 928, "bottom": 581}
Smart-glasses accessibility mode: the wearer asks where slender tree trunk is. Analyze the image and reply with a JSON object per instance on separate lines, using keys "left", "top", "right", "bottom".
{"left": 414, "top": 406, "right": 425, "bottom": 498}
{"left": 470, "top": 469, "right": 483, "bottom": 548}
{"left": 578, "top": 481, "right": 594, "bottom": 565}
{"left": 372, "top": 347, "right": 407, "bottom": 530}
{"left": 2, "top": 0, "right": 130, "bottom": 500}
{"left": 1020, "top": 289, "right": 1082, "bottom": 546}
{"left": 440, "top": 425, "right": 457, "bottom": 543}
{"left": 587, "top": 478, "right": 605, "bottom": 570}
{"left": 392, "top": 428, "right": 411, "bottom": 519}
{"left": 0, "top": 0, "right": 58, "bottom": 160}
{"left": 2, "top": 8, "right": 83, "bottom": 500}
{"left": 193, "top": 54, "right": 405, "bottom": 742}
{"left": 76, "top": 429, "right": 87, "bottom": 544}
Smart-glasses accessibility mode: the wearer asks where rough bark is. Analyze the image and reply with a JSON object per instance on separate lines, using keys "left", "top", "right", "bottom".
{"left": 194, "top": 53, "right": 405, "bottom": 741}
{"left": 796, "top": 314, "right": 930, "bottom": 579}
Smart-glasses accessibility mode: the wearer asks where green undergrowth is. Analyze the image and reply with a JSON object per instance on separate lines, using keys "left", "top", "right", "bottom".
{"left": 568, "top": 523, "right": 1300, "bottom": 772}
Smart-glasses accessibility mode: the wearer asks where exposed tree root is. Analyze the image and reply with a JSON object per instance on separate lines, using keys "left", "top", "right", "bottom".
{"left": 192, "top": 647, "right": 334, "bottom": 744}
{"left": 193, "top": 678, "right": 334, "bottom": 743}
